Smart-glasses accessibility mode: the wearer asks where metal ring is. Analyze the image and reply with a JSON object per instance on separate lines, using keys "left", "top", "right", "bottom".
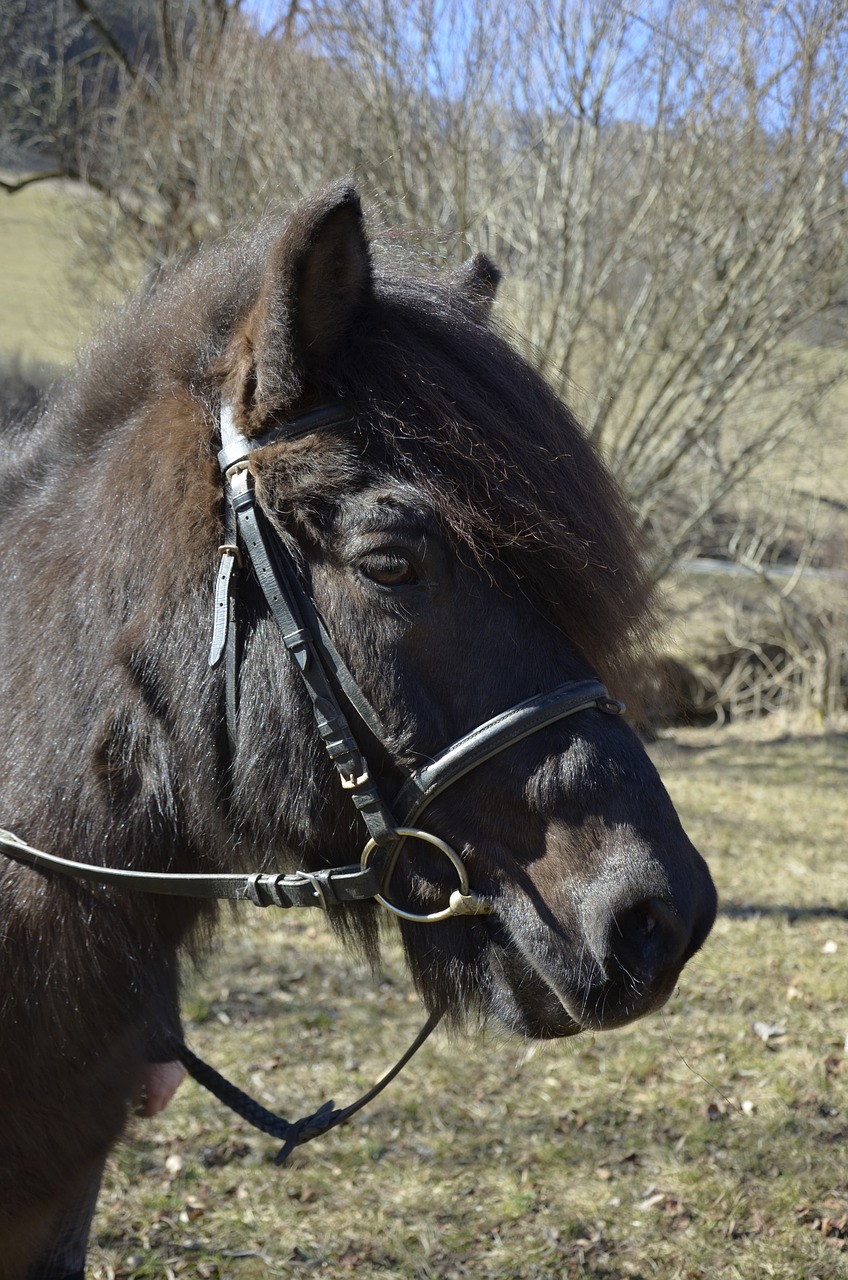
{"left": 361, "top": 827, "right": 489, "bottom": 923}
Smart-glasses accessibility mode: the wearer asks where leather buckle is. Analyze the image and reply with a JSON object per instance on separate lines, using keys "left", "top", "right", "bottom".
{"left": 216, "top": 543, "right": 242, "bottom": 568}
{"left": 339, "top": 764, "right": 370, "bottom": 790}
{"left": 302, "top": 870, "right": 334, "bottom": 909}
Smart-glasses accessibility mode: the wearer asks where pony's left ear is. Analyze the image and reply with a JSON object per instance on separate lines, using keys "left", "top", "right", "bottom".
{"left": 448, "top": 253, "right": 501, "bottom": 320}
{"left": 225, "top": 184, "right": 372, "bottom": 430}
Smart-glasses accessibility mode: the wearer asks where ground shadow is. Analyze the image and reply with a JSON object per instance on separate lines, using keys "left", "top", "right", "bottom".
{"left": 720, "top": 902, "right": 848, "bottom": 921}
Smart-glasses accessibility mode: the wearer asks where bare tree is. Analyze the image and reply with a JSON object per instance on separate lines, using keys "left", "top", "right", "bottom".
{"left": 2, "top": 2, "right": 356, "bottom": 263}
{"left": 3, "top": 0, "right": 847, "bottom": 580}
{"left": 302, "top": 0, "right": 848, "bottom": 571}
{"left": 70, "top": 2, "right": 354, "bottom": 268}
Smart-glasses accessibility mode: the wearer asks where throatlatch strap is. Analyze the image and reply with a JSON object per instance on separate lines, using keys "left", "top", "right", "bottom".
{"left": 167, "top": 1007, "right": 444, "bottom": 1165}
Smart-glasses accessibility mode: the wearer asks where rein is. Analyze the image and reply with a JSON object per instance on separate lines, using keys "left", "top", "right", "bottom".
{"left": 0, "top": 397, "right": 624, "bottom": 1160}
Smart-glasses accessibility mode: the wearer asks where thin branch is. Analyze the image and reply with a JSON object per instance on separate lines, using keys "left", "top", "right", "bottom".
{"left": 72, "top": 0, "right": 137, "bottom": 78}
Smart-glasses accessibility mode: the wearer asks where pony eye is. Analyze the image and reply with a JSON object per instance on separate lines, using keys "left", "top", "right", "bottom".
{"left": 359, "top": 552, "right": 418, "bottom": 586}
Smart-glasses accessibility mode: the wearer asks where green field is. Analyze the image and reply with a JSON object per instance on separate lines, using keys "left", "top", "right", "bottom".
{"left": 83, "top": 728, "right": 848, "bottom": 1280}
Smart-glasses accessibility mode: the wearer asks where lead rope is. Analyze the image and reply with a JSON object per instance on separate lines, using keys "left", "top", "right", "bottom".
{"left": 166, "top": 1007, "right": 444, "bottom": 1165}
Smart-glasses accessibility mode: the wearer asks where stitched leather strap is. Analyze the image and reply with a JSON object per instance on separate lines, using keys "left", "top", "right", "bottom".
{"left": 395, "top": 679, "right": 622, "bottom": 825}
{"left": 217, "top": 403, "right": 355, "bottom": 473}
{"left": 0, "top": 827, "right": 378, "bottom": 907}
{"left": 231, "top": 487, "right": 398, "bottom": 848}
{"left": 216, "top": 401, "right": 398, "bottom": 850}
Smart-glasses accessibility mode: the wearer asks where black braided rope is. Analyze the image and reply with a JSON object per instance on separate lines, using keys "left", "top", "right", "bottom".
{"left": 167, "top": 1008, "right": 444, "bottom": 1166}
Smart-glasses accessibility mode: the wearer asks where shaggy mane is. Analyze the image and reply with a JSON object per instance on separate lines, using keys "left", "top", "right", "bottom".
{"left": 336, "top": 275, "right": 656, "bottom": 699}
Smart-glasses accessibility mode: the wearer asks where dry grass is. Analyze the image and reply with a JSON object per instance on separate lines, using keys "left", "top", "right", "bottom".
{"left": 86, "top": 727, "right": 848, "bottom": 1280}
{"left": 0, "top": 180, "right": 129, "bottom": 367}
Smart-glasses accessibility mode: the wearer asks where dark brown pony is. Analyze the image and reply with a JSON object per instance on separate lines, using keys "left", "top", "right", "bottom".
{"left": 0, "top": 185, "right": 716, "bottom": 1278}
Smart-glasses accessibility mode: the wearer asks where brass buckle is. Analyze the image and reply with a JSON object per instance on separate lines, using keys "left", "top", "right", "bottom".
{"left": 339, "top": 765, "right": 370, "bottom": 791}
{"left": 225, "top": 459, "right": 251, "bottom": 481}
{"left": 217, "top": 543, "right": 242, "bottom": 568}
{"left": 361, "top": 827, "right": 493, "bottom": 923}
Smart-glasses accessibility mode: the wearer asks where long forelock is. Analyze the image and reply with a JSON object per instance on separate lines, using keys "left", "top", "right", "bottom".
{"left": 339, "top": 279, "right": 656, "bottom": 699}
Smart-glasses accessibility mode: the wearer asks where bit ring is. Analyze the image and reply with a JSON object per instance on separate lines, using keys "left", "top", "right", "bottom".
{"left": 361, "top": 827, "right": 493, "bottom": 923}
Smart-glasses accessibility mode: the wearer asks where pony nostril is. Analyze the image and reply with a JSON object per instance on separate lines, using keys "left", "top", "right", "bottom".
{"left": 606, "top": 897, "right": 687, "bottom": 983}
{"left": 570, "top": 892, "right": 691, "bottom": 1030}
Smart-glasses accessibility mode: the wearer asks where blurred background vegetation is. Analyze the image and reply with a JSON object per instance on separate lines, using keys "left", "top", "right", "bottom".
{"left": 1, "top": 0, "right": 847, "bottom": 722}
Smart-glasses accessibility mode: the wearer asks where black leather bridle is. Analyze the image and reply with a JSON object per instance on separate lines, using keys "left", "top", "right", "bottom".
{"left": 1, "top": 398, "right": 623, "bottom": 918}
{"left": 208, "top": 398, "right": 626, "bottom": 920}
{"left": 0, "top": 398, "right": 625, "bottom": 1159}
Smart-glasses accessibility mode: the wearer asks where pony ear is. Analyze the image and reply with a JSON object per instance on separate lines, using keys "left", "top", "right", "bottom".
{"left": 227, "top": 184, "right": 371, "bottom": 430}
{"left": 448, "top": 253, "right": 501, "bottom": 320}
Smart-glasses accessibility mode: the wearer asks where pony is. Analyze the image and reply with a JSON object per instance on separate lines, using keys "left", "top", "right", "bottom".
{"left": 0, "top": 184, "right": 716, "bottom": 1278}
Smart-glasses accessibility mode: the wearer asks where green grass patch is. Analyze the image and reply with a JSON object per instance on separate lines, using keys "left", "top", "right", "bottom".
{"left": 86, "top": 729, "right": 848, "bottom": 1279}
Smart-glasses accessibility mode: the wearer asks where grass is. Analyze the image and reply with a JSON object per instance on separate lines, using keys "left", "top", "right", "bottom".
{"left": 86, "top": 727, "right": 848, "bottom": 1280}
{"left": 0, "top": 180, "right": 130, "bottom": 367}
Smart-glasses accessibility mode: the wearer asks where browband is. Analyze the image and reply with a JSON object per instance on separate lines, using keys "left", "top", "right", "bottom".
{"left": 217, "top": 401, "right": 356, "bottom": 473}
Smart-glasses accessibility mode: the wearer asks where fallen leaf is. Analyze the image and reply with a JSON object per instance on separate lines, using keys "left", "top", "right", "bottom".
{"left": 637, "top": 1192, "right": 666, "bottom": 1211}
{"left": 752, "top": 1020, "right": 787, "bottom": 1044}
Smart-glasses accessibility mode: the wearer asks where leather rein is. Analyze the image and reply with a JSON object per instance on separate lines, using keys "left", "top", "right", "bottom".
{"left": 0, "top": 398, "right": 624, "bottom": 1161}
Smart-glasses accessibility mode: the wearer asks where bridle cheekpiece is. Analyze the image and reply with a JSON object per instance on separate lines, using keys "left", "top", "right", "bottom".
{"left": 208, "top": 397, "right": 623, "bottom": 925}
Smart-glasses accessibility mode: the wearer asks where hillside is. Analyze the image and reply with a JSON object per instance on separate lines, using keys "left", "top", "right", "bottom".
{"left": 0, "top": 180, "right": 106, "bottom": 366}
